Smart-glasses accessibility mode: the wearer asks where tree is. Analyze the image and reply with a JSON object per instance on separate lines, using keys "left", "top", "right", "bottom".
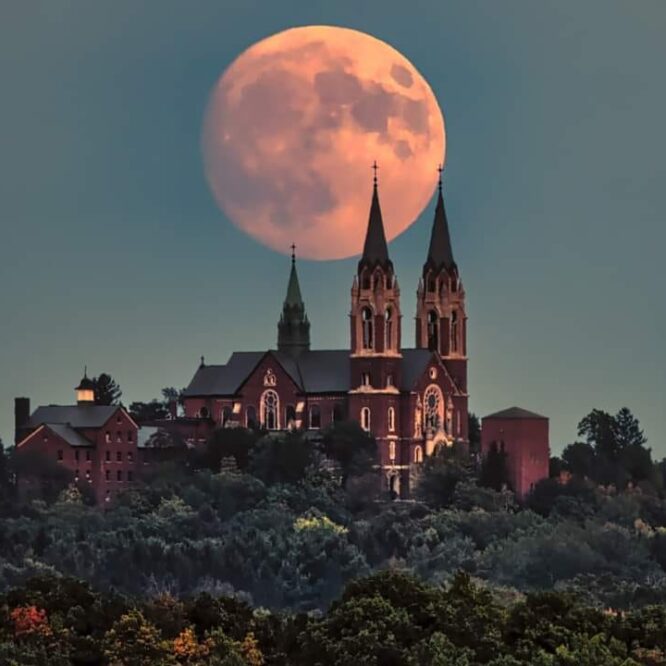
{"left": 320, "top": 421, "right": 377, "bottom": 487}
{"left": 561, "top": 441, "right": 596, "bottom": 478}
{"left": 614, "top": 407, "right": 647, "bottom": 449}
{"left": 417, "top": 444, "right": 474, "bottom": 509}
{"left": 248, "top": 431, "right": 315, "bottom": 485}
{"left": 577, "top": 409, "right": 617, "bottom": 458}
{"left": 92, "top": 373, "right": 122, "bottom": 406}
{"left": 129, "top": 400, "right": 169, "bottom": 423}
{"left": 479, "top": 442, "right": 510, "bottom": 491}
{"left": 468, "top": 413, "right": 481, "bottom": 454}
{"left": 205, "top": 427, "right": 261, "bottom": 472}
{"left": 102, "top": 610, "right": 169, "bottom": 666}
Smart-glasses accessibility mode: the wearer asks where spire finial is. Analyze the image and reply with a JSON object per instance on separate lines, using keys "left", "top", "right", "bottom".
{"left": 372, "top": 160, "right": 379, "bottom": 187}
{"left": 84, "top": 365, "right": 88, "bottom": 378}
{"left": 200, "top": 355, "right": 205, "bottom": 368}
{"left": 290, "top": 243, "right": 296, "bottom": 265}
{"left": 437, "top": 163, "right": 443, "bottom": 193}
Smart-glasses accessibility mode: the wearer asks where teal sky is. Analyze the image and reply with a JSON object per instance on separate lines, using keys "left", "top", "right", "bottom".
{"left": 1, "top": 1, "right": 665, "bottom": 454}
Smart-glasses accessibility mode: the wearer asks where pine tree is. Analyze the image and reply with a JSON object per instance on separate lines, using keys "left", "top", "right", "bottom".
{"left": 92, "top": 373, "right": 122, "bottom": 406}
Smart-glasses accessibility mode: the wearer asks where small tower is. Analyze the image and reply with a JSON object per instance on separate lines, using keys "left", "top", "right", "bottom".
{"left": 277, "top": 245, "right": 310, "bottom": 356}
{"left": 415, "top": 166, "right": 467, "bottom": 362}
{"left": 75, "top": 368, "right": 95, "bottom": 404}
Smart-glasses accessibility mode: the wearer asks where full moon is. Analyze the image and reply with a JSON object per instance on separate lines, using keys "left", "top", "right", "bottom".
{"left": 202, "top": 26, "right": 445, "bottom": 260}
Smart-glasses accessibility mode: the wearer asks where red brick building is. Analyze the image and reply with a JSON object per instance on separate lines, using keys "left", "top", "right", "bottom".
{"left": 180, "top": 172, "right": 469, "bottom": 497}
{"left": 480, "top": 407, "right": 550, "bottom": 499}
{"left": 15, "top": 373, "right": 143, "bottom": 504}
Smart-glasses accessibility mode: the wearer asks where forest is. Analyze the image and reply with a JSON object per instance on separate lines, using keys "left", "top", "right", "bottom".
{"left": 2, "top": 405, "right": 666, "bottom": 663}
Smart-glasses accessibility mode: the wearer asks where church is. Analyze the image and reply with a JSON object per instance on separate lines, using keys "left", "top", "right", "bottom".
{"left": 180, "top": 169, "right": 469, "bottom": 497}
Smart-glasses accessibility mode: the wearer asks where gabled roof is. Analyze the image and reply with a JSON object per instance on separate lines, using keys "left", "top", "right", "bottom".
{"left": 483, "top": 407, "right": 548, "bottom": 420}
{"left": 183, "top": 348, "right": 460, "bottom": 397}
{"left": 27, "top": 404, "right": 120, "bottom": 429}
{"left": 46, "top": 423, "right": 94, "bottom": 447}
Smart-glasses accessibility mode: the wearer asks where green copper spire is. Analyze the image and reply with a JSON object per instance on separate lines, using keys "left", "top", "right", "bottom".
{"left": 278, "top": 245, "right": 310, "bottom": 355}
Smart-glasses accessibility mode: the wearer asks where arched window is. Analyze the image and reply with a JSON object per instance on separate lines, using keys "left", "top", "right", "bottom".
{"left": 285, "top": 404, "right": 296, "bottom": 429}
{"left": 199, "top": 406, "right": 210, "bottom": 419}
{"left": 414, "top": 446, "right": 423, "bottom": 463}
{"left": 332, "top": 403, "right": 344, "bottom": 423}
{"left": 451, "top": 310, "right": 458, "bottom": 353}
{"left": 386, "top": 373, "right": 394, "bottom": 388}
{"left": 389, "top": 441, "right": 396, "bottom": 461}
{"left": 388, "top": 406, "right": 395, "bottom": 432}
{"left": 424, "top": 385, "right": 444, "bottom": 431}
{"left": 221, "top": 406, "right": 232, "bottom": 426}
{"left": 361, "top": 407, "right": 371, "bottom": 432}
{"left": 309, "top": 405, "right": 321, "bottom": 429}
{"left": 427, "top": 310, "right": 439, "bottom": 351}
{"left": 246, "top": 406, "right": 257, "bottom": 429}
{"left": 362, "top": 307, "right": 374, "bottom": 350}
{"left": 261, "top": 390, "right": 279, "bottom": 430}
{"left": 385, "top": 307, "right": 394, "bottom": 351}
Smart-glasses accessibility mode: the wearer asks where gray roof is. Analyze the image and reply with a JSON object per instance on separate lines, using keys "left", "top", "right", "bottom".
{"left": 483, "top": 407, "right": 548, "bottom": 420}
{"left": 27, "top": 404, "right": 120, "bottom": 429}
{"left": 358, "top": 181, "right": 393, "bottom": 272}
{"left": 184, "top": 348, "right": 442, "bottom": 396}
{"left": 44, "top": 423, "right": 94, "bottom": 447}
{"left": 424, "top": 184, "right": 456, "bottom": 273}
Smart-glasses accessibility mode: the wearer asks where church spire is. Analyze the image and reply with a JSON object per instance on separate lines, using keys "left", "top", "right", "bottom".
{"left": 425, "top": 165, "right": 456, "bottom": 273}
{"left": 358, "top": 161, "right": 392, "bottom": 273}
{"left": 277, "top": 245, "right": 310, "bottom": 355}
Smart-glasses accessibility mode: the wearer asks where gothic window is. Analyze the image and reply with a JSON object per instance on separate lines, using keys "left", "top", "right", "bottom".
{"left": 221, "top": 406, "right": 232, "bottom": 426}
{"left": 451, "top": 311, "right": 458, "bottom": 353}
{"left": 361, "top": 407, "right": 371, "bottom": 432}
{"left": 414, "top": 446, "right": 423, "bottom": 463}
{"left": 386, "top": 373, "right": 394, "bottom": 387}
{"left": 286, "top": 404, "right": 296, "bottom": 429}
{"left": 332, "top": 403, "right": 344, "bottom": 422}
{"left": 362, "top": 307, "right": 374, "bottom": 350}
{"left": 309, "top": 405, "right": 321, "bottom": 429}
{"left": 456, "top": 410, "right": 462, "bottom": 435}
{"left": 424, "top": 385, "right": 444, "bottom": 431}
{"left": 261, "top": 390, "right": 279, "bottom": 430}
{"left": 446, "top": 405, "right": 453, "bottom": 435}
{"left": 389, "top": 440, "right": 396, "bottom": 461}
{"left": 427, "top": 310, "right": 439, "bottom": 351}
{"left": 388, "top": 406, "right": 395, "bottom": 432}
{"left": 246, "top": 406, "right": 257, "bottom": 429}
{"left": 361, "top": 372, "right": 371, "bottom": 387}
{"left": 385, "top": 307, "right": 394, "bottom": 350}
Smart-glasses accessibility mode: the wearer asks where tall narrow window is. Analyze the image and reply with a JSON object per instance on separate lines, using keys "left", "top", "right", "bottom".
{"left": 309, "top": 405, "right": 321, "bottom": 429}
{"left": 414, "top": 446, "right": 423, "bottom": 463}
{"left": 261, "top": 390, "right": 280, "bottom": 430}
{"left": 427, "top": 310, "right": 439, "bottom": 352}
{"left": 389, "top": 441, "right": 396, "bottom": 461}
{"left": 116, "top": 431, "right": 122, "bottom": 443}
{"left": 221, "top": 406, "right": 232, "bottom": 426}
{"left": 127, "top": 430, "right": 133, "bottom": 443}
{"left": 246, "top": 406, "right": 257, "bottom": 429}
{"left": 332, "top": 404, "right": 344, "bottom": 423}
{"left": 362, "top": 307, "right": 374, "bottom": 350}
{"left": 451, "top": 311, "right": 459, "bottom": 353}
{"left": 361, "top": 407, "right": 371, "bottom": 432}
{"left": 105, "top": 431, "right": 111, "bottom": 444}
{"left": 285, "top": 404, "right": 296, "bottom": 429}
{"left": 361, "top": 372, "right": 371, "bottom": 387}
{"left": 385, "top": 308, "right": 394, "bottom": 351}
{"left": 388, "top": 406, "right": 395, "bottom": 432}
{"left": 57, "top": 449, "right": 64, "bottom": 461}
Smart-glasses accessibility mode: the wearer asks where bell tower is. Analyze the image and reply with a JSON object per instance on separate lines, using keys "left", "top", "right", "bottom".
{"left": 415, "top": 167, "right": 467, "bottom": 364}
{"left": 350, "top": 163, "right": 401, "bottom": 363}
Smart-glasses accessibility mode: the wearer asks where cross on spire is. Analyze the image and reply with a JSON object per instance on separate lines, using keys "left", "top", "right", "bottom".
{"left": 290, "top": 243, "right": 296, "bottom": 265}
{"left": 372, "top": 160, "right": 379, "bottom": 186}
{"left": 437, "top": 163, "right": 443, "bottom": 192}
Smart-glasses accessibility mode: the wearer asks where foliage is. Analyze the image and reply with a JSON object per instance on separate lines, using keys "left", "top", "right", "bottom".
{"left": 92, "top": 373, "right": 122, "bottom": 406}
{"left": 417, "top": 443, "right": 475, "bottom": 508}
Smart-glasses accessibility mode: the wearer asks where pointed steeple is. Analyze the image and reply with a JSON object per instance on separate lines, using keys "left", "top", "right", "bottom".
{"left": 359, "top": 162, "right": 392, "bottom": 272}
{"left": 425, "top": 166, "right": 456, "bottom": 273}
{"left": 278, "top": 245, "right": 310, "bottom": 355}
{"left": 285, "top": 244, "right": 304, "bottom": 307}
